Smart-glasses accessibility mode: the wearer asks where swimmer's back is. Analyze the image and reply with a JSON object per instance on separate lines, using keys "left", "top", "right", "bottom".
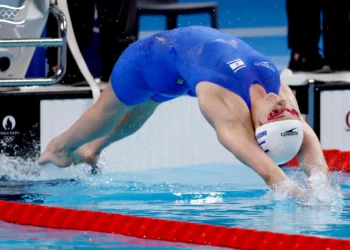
{"left": 111, "top": 26, "right": 280, "bottom": 108}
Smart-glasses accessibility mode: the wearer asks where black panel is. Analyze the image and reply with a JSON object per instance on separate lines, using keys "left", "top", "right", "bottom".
{"left": 0, "top": 95, "right": 40, "bottom": 159}
{"left": 0, "top": 88, "right": 97, "bottom": 159}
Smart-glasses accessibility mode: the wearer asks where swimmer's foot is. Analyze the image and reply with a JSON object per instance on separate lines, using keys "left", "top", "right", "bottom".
{"left": 71, "top": 143, "right": 100, "bottom": 166}
{"left": 38, "top": 139, "right": 73, "bottom": 168}
{"left": 38, "top": 151, "right": 73, "bottom": 168}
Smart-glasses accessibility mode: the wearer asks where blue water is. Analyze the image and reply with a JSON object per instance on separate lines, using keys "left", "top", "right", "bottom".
{"left": 0, "top": 161, "right": 349, "bottom": 249}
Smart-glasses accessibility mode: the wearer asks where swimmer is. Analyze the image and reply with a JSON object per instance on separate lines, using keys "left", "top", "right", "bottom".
{"left": 38, "top": 26, "right": 329, "bottom": 200}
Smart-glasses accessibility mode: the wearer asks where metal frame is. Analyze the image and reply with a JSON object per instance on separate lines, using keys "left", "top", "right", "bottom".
{"left": 310, "top": 81, "right": 350, "bottom": 140}
{"left": 289, "top": 77, "right": 350, "bottom": 140}
{"left": 289, "top": 79, "right": 329, "bottom": 138}
{"left": 307, "top": 79, "right": 315, "bottom": 129}
{"left": 0, "top": 4, "right": 67, "bottom": 87}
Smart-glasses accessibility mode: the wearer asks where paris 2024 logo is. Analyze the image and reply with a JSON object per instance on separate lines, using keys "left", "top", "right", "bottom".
{"left": 0, "top": 4, "right": 26, "bottom": 28}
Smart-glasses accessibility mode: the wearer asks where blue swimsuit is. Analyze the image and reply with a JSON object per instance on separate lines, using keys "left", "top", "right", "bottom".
{"left": 110, "top": 26, "right": 280, "bottom": 109}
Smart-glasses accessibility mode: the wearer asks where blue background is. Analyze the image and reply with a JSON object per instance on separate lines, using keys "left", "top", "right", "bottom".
{"left": 26, "top": 0, "right": 292, "bottom": 78}
{"left": 139, "top": 0, "right": 288, "bottom": 29}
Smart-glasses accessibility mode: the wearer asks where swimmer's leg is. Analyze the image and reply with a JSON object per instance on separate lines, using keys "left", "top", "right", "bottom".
{"left": 38, "top": 83, "right": 134, "bottom": 167}
{"left": 72, "top": 98, "right": 160, "bottom": 165}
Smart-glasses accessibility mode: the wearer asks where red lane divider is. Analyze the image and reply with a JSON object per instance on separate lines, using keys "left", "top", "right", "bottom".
{"left": 285, "top": 149, "right": 350, "bottom": 171}
{"left": 0, "top": 200, "right": 350, "bottom": 249}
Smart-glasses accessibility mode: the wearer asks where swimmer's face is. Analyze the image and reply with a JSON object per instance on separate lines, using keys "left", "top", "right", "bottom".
{"left": 256, "top": 93, "right": 300, "bottom": 126}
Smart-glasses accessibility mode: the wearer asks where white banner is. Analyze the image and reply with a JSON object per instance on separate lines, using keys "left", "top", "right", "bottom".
{"left": 320, "top": 90, "right": 350, "bottom": 150}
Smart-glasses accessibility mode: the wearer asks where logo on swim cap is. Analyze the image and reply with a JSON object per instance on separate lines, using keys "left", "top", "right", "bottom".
{"left": 256, "top": 130, "right": 267, "bottom": 139}
{"left": 281, "top": 128, "right": 298, "bottom": 137}
{"left": 255, "top": 120, "right": 304, "bottom": 165}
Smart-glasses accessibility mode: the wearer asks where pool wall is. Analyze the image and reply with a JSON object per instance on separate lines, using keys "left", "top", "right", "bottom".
{"left": 40, "top": 94, "right": 236, "bottom": 171}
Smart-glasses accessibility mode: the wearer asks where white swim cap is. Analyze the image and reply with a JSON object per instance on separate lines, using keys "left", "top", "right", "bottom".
{"left": 255, "top": 120, "right": 304, "bottom": 165}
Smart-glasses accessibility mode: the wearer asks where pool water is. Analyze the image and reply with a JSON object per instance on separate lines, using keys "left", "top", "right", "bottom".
{"left": 0, "top": 160, "right": 349, "bottom": 249}
{"left": 0, "top": 221, "right": 229, "bottom": 250}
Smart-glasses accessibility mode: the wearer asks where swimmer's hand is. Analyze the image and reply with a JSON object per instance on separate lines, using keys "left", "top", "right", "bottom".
{"left": 295, "top": 188, "right": 342, "bottom": 207}
{"left": 37, "top": 137, "right": 73, "bottom": 168}
{"left": 271, "top": 176, "right": 342, "bottom": 207}
{"left": 301, "top": 173, "right": 343, "bottom": 207}
{"left": 271, "top": 179, "right": 309, "bottom": 201}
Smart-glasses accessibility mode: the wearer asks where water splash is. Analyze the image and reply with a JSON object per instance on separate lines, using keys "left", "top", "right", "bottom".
{"left": 298, "top": 171, "right": 345, "bottom": 208}
{"left": 264, "top": 170, "right": 345, "bottom": 209}
{"left": 0, "top": 154, "right": 96, "bottom": 181}
{"left": 173, "top": 192, "right": 224, "bottom": 205}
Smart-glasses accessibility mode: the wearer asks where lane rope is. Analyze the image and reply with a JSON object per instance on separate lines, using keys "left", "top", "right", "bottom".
{"left": 0, "top": 199, "right": 349, "bottom": 249}
{"left": 285, "top": 149, "right": 350, "bottom": 171}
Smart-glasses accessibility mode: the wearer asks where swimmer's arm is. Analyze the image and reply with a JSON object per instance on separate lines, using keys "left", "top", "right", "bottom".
{"left": 216, "top": 123, "right": 289, "bottom": 186}
{"left": 297, "top": 121, "right": 329, "bottom": 177}
{"left": 196, "top": 82, "right": 305, "bottom": 198}
{"left": 217, "top": 123, "right": 307, "bottom": 198}
{"left": 280, "top": 83, "right": 329, "bottom": 177}
{"left": 201, "top": 104, "right": 304, "bottom": 198}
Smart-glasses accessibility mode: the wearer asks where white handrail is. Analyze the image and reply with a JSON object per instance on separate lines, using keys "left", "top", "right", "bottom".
{"left": 56, "top": 0, "right": 100, "bottom": 103}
